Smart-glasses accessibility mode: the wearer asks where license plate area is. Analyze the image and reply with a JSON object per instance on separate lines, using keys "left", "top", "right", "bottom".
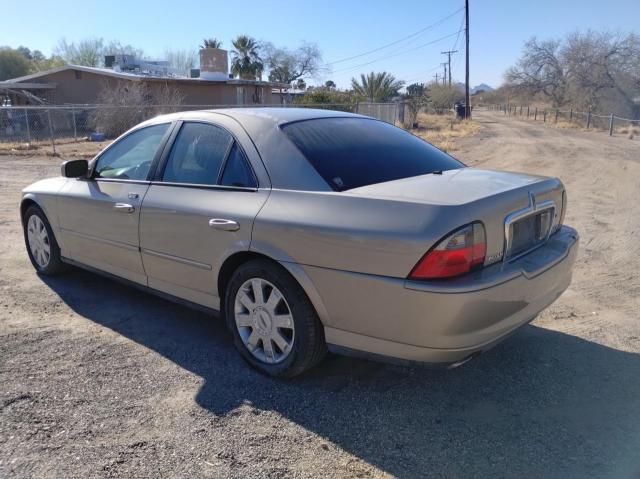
{"left": 506, "top": 207, "right": 554, "bottom": 261}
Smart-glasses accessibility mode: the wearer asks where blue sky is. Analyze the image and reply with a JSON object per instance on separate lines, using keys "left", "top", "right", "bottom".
{"left": 2, "top": 0, "right": 638, "bottom": 88}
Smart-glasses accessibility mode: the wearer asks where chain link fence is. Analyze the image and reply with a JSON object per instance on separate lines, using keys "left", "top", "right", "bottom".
{"left": 488, "top": 104, "right": 640, "bottom": 137}
{"left": 0, "top": 102, "right": 403, "bottom": 154}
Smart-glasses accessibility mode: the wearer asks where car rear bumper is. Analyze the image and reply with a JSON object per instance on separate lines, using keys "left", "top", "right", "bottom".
{"left": 298, "top": 226, "right": 579, "bottom": 366}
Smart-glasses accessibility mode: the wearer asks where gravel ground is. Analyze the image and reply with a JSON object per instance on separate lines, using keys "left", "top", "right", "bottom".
{"left": 1, "top": 110, "right": 640, "bottom": 478}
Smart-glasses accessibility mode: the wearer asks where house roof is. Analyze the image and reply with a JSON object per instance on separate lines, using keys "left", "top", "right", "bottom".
{"left": 0, "top": 64, "right": 288, "bottom": 88}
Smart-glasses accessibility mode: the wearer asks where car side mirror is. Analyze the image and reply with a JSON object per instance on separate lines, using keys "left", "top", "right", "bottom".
{"left": 61, "top": 159, "right": 89, "bottom": 178}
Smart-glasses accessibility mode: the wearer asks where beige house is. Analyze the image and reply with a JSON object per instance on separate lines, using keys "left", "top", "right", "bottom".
{"left": 0, "top": 64, "right": 287, "bottom": 106}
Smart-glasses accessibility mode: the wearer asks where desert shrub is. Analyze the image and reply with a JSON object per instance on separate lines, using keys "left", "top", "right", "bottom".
{"left": 91, "top": 81, "right": 184, "bottom": 137}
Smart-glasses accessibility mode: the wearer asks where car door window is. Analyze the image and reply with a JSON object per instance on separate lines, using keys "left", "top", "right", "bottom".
{"left": 94, "top": 123, "right": 170, "bottom": 180}
{"left": 220, "top": 142, "right": 257, "bottom": 188}
{"left": 162, "top": 122, "right": 233, "bottom": 185}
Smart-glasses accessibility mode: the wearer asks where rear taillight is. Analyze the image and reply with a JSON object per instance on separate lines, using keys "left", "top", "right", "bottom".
{"left": 408, "top": 223, "right": 486, "bottom": 280}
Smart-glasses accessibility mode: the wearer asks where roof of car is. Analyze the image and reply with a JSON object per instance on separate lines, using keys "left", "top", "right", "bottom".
{"left": 205, "top": 107, "right": 364, "bottom": 125}
{"left": 140, "top": 107, "right": 375, "bottom": 191}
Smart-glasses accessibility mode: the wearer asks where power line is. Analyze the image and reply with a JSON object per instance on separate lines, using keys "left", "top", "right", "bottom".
{"left": 402, "top": 64, "right": 441, "bottom": 85}
{"left": 331, "top": 30, "right": 463, "bottom": 74}
{"left": 326, "top": 7, "right": 464, "bottom": 66}
{"left": 447, "top": 15, "right": 465, "bottom": 81}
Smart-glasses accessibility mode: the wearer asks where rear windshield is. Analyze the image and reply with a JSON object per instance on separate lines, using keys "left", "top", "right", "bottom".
{"left": 280, "top": 117, "right": 463, "bottom": 191}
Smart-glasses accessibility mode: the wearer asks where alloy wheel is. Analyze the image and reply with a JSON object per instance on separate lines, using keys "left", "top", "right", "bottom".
{"left": 234, "top": 278, "right": 295, "bottom": 364}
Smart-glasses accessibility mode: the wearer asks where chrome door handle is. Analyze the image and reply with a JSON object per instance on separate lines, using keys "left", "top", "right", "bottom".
{"left": 114, "top": 203, "right": 135, "bottom": 213}
{"left": 209, "top": 218, "right": 240, "bottom": 231}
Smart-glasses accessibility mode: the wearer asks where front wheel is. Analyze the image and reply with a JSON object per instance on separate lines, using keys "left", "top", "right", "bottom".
{"left": 224, "top": 259, "right": 327, "bottom": 377}
{"left": 23, "top": 205, "right": 67, "bottom": 275}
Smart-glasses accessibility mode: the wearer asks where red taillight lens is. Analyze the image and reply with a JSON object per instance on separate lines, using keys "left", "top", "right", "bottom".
{"left": 409, "top": 223, "right": 486, "bottom": 280}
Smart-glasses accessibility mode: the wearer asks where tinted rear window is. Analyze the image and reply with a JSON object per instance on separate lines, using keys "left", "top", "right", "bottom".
{"left": 281, "top": 117, "right": 463, "bottom": 191}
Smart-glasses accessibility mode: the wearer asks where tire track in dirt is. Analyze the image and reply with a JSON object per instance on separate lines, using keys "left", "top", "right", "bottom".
{"left": 457, "top": 110, "right": 640, "bottom": 350}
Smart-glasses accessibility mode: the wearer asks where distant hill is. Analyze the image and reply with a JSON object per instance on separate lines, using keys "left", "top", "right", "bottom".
{"left": 453, "top": 82, "right": 494, "bottom": 94}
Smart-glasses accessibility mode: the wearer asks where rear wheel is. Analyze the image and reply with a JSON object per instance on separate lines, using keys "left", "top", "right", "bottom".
{"left": 225, "top": 259, "right": 326, "bottom": 377}
{"left": 23, "top": 205, "right": 66, "bottom": 275}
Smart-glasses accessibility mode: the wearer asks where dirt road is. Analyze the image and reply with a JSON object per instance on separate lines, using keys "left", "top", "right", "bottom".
{"left": 1, "top": 110, "right": 639, "bottom": 478}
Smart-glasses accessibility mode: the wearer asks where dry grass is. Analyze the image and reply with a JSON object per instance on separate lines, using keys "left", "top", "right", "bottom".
{"left": 411, "top": 113, "right": 481, "bottom": 152}
{"left": 0, "top": 138, "right": 109, "bottom": 158}
{"left": 617, "top": 126, "right": 639, "bottom": 139}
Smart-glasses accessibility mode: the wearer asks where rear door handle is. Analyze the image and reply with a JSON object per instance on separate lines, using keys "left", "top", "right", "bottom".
{"left": 209, "top": 218, "right": 240, "bottom": 231}
{"left": 114, "top": 203, "right": 135, "bottom": 213}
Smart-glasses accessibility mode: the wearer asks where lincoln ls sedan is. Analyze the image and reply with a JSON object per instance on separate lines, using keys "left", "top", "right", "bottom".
{"left": 21, "top": 108, "right": 579, "bottom": 377}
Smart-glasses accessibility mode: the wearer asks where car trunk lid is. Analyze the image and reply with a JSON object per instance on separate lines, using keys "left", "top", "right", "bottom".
{"left": 347, "top": 167, "right": 565, "bottom": 268}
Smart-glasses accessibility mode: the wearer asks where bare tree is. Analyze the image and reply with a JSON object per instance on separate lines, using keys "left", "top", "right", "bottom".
{"left": 563, "top": 31, "right": 640, "bottom": 112}
{"left": 505, "top": 31, "right": 640, "bottom": 116}
{"left": 163, "top": 49, "right": 198, "bottom": 75}
{"left": 428, "top": 83, "right": 464, "bottom": 114}
{"left": 55, "top": 38, "right": 105, "bottom": 67}
{"left": 91, "top": 80, "right": 183, "bottom": 137}
{"left": 264, "top": 42, "right": 323, "bottom": 84}
{"left": 104, "top": 41, "right": 145, "bottom": 58}
{"left": 505, "top": 38, "right": 568, "bottom": 107}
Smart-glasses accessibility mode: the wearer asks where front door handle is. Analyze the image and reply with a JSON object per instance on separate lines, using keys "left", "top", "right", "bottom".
{"left": 114, "top": 203, "right": 135, "bottom": 213}
{"left": 209, "top": 218, "right": 240, "bottom": 231}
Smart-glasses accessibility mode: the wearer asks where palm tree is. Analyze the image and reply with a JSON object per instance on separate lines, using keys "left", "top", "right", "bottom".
{"left": 230, "top": 35, "right": 263, "bottom": 80}
{"left": 200, "top": 38, "right": 222, "bottom": 49}
{"left": 351, "top": 71, "right": 405, "bottom": 102}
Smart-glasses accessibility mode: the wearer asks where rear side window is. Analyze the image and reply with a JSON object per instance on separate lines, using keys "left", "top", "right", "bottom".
{"left": 220, "top": 143, "right": 257, "bottom": 188}
{"left": 281, "top": 118, "right": 463, "bottom": 191}
{"left": 163, "top": 122, "right": 233, "bottom": 185}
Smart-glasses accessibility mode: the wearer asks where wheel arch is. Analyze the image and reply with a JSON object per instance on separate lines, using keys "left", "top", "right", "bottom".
{"left": 20, "top": 195, "right": 42, "bottom": 224}
{"left": 217, "top": 251, "right": 331, "bottom": 326}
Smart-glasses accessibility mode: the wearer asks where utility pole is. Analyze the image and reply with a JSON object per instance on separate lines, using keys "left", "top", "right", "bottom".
{"left": 464, "top": 0, "right": 470, "bottom": 118}
{"left": 441, "top": 63, "right": 448, "bottom": 86}
{"left": 433, "top": 72, "right": 439, "bottom": 84}
{"left": 441, "top": 50, "right": 458, "bottom": 86}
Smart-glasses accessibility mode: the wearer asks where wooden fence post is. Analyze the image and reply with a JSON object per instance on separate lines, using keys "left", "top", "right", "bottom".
{"left": 520, "top": 105, "right": 522, "bottom": 115}
{"left": 569, "top": 108, "right": 573, "bottom": 121}
{"left": 527, "top": 106, "right": 530, "bottom": 118}
{"left": 534, "top": 107, "right": 538, "bottom": 121}
{"left": 543, "top": 110, "right": 547, "bottom": 122}
{"left": 608, "top": 114, "right": 614, "bottom": 136}
{"left": 586, "top": 110, "right": 591, "bottom": 129}
{"left": 555, "top": 110, "right": 559, "bottom": 123}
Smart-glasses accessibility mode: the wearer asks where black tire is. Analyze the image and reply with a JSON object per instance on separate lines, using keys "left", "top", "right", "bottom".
{"left": 23, "top": 205, "right": 67, "bottom": 275}
{"left": 224, "top": 259, "right": 327, "bottom": 378}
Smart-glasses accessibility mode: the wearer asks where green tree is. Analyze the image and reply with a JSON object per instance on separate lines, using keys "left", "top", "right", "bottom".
{"left": 295, "top": 78, "right": 306, "bottom": 90}
{"left": 406, "top": 82, "right": 426, "bottom": 97}
{"left": 351, "top": 71, "right": 404, "bottom": 102}
{"left": 324, "top": 80, "right": 336, "bottom": 89}
{"left": 294, "top": 88, "right": 355, "bottom": 112}
{"left": 0, "top": 48, "right": 31, "bottom": 80}
{"left": 230, "top": 35, "right": 263, "bottom": 80}
{"left": 16, "top": 46, "right": 32, "bottom": 60}
{"left": 201, "top": 38, "right": 222, "bottom": 49}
